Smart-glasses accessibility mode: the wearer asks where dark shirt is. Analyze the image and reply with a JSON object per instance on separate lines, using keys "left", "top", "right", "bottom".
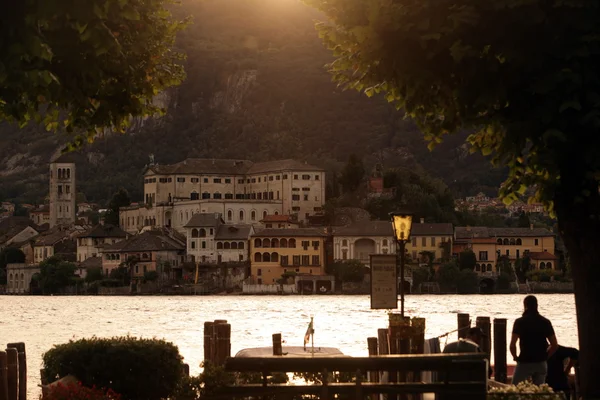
{"left": 512, "top": 312, "right": 555, "bottom": 363}
{"left": 546, "top": 345, "right": 578, "bottom": 391}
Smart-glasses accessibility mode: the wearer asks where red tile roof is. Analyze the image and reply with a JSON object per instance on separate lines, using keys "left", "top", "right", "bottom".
{"left": 261, "top": 215, "right": 293, "bottom": 223}
{"left": 528, "top": 251, "right": 557, "bottom": 260}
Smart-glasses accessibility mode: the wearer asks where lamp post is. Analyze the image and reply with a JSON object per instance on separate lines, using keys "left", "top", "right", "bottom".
{"left": 390, "top": 211, "right": 413, "bottom": 317}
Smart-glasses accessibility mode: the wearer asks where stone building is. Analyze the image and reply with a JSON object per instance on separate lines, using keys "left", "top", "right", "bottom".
{"left": 49, "top": 154, "right": 77, "bottom": 227}
{"left": 76, "top": 224, "right": 128, "bottom": 262}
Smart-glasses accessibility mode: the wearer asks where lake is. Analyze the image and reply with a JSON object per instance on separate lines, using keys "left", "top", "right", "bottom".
{"left": 0, "top": 293, "right": 577, "bottom": 398}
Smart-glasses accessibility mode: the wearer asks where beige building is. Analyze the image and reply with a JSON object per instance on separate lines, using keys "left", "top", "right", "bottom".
{"left": 49, "top": 154, "right": 77, "bottom": 228}
{"left": 260, "top": 214, "right": 300, "bottom": 229}
{"left": 30, "top": 205, "right": 50, "bottom": 226}
{"left": 184, "top": 212, "right": 253, "bottom": 264}
{"left": 5, "top": 263, "right": 40, "bottom": 294}
{"left": 77, "top": 224, "right": 128, "bottom": 262}
{"left": 406, "top": 220, "right": 454, "bottom": 264}
{"left": 119, "top": 158, "right": 325, "bottom": 234}
{"left": 250, "top": 228, "right": 326, "bottom": 285}
{"left": 333, "top": 221, "right": 395, "bottom": 264}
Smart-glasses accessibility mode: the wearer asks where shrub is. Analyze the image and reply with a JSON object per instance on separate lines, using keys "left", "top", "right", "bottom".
{"left": 497, "top": 272, "right": 513, "bottom": 291}
{"left": 456, "top": 269, "right": 479, "bottom": 294}
{"left": 41, "top": 382, "right": 121, "bottom": 400}
{"left": 143, "top": 270, "right": 159, "bottom": 282}
{"left": 41, "top": 336, "right": 185, "bottom": 400}
{"left": 488, "top": 381, "right": 562, "bottom": 399}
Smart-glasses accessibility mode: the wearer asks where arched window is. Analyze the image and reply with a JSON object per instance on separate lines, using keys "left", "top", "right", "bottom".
{"left": 58, "top": 169, "right": 63, "bottom": 179}
{"left": 271, "top": 238, "right": 279, "bottom": 248}
{"left": 546, "top": 262, "right": 553, "bottom": 269}
{"left": 186, "top": 211, "right": 189, "bottom": 221}
{"left": 239, "top": 210, "right": 244, "bottom": 221}
{"left": 231, "top": 242, "right": 238, "bottom": 249}
{"left": 263, "top": 252, "right": 271, "bottom": 262}
{"left": 342, "top": 239, "right": 348, "bottom": 247}
{"left": 487, "top": 264, "right": 492, "bottom": 271}
{"left": 475, "top": 264, "right": 481, "bottom": 271}
{"left": 254, "top": 253, "right": 262, "bottom": 262}
{"left": 152, "top": 218, "right": 156, "bottom": 226}
{"left": 191, "top": 229, "right": 199, "bottom": 238}
{"left": 263, "top": 238, "right": 271, "bottom": 248}
{"left": 540, "top": 262, "right": 546, "bottom": 269}
{"left": 271, "top": 252, "right": 279, "bottom": 262}
{"left": 199, "top": 229, "right": 206, "bottom": 237}
{"left": 213, "top": 192, "right": 222, "bottom": 199}
{"left": 191, "top": 241, "right": 196, "bottom": 249}
{"left": 503, "top": 238, "right": 509, "bottom": 245}
{"left": 263, "top": 211, "right": 268, "bottom": 219}
{"left": 224, "top": 242, "right": 231, "bottom": 249}
{"left": 510, "top": 238, "right": 516, "bottom": 245}
{"left": 227, "top": 210, "right": 233, "bottom": 221}
{"left": 254, "top": 238, "right": 262, "bottom": 248}
{"left": 217, "top": 242, "right": 223, "bottom": 249}
{"left": 251, "top": 211, "right": 256, "bottom": 221}
{"left": 142, "top": 253, "right": 149, "bottom": 259}
{"left": 202, "top": 192, "right": 210, "bottom": 199}
{"left": 497, "top": 238, "right": 502, "bottom": 245}
{"left": 289, "top": 239, "right": 296, "bottom": 248}
{"left": 274, "top": 211, "right": 279, "bottom": 215}
{"left": 280, "top": 239, "right": 288, "bottom": 248}
{"left": 382, "top": 239, "right": 388, "bottom": 246}
{"left": 180, "top": 212, "right": 183, "bottom": 222}
{"left": 66, "top": 169, "right": 70, "bottom": 179}
{"left": 191, "top": 192, "right": 199, "bottom": 200}
{"left": 238, "top": 242, "right": 245, "bottom": 249}
{"left": 516, "top": 238, "right": 522, "bottom": 245}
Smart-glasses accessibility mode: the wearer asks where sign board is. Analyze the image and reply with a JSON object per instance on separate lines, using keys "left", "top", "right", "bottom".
{"left": 370, "top": 254, "right": 398, "bottom": 309}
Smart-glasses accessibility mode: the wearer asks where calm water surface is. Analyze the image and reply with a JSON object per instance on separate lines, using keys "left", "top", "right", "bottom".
{"left": 0, "top": 294, "right": 577, "bottom": 398}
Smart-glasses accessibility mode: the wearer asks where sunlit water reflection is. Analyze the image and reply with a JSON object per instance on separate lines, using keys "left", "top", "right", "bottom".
{"left": 0, "top": 294, "right": 577, "bottom": 398}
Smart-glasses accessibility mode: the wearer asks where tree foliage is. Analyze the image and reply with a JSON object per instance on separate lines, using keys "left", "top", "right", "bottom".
{"left": 326, "top": 259, "right": 366, "bottom": 283}
{"left": 0, "top": 248, "right": 26, "bottom": 284}
{"left": 1, "top": 0, "right": 187, "bottom": 143}
{"left": 338, "top": 154, "right": 365, "bottom": 193}
{"left": 458, "top": 249, "right": 477, "bottom": 271}
{"left": 37, "top": 256, "right": 77, "bottom": 294}
{"left": 104, "top": 188, "right": 131, "bottom": 226}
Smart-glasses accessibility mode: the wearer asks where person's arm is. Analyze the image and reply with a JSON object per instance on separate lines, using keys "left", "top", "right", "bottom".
{"left": 546, "top": 321, "right": 558, "bottom": 358}
{"left": 510, "top": 333, "right": 519, "bottom": 361}
{"left": 564, "top": 348, "right": 579, "bottom": 374}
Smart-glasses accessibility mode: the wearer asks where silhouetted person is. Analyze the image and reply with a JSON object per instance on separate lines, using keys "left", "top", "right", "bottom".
{"left": 510, "top": 295, "right": 558, "bottom": 385}
{"left": 546, "top": 345, "right": 578, "bottom": 399}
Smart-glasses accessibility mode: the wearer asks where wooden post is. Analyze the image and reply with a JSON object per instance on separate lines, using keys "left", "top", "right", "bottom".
{"left": 367, "top": 336, "right": 379, "bottom": 400}
{"left": 5, "top": 349, "right": 17, "bottom": 400}
{"left": 214, "top": 323, "right": 231, "bottom": 366}
{"left": 476, "top": 317, "right": 492, "bottom": 358}
{"left": 0, "top": 351, "right": 8, "bottom": 400}
{"left": 6, "top": 344, "right": 25, "bottom": 400}
{"left": 272, "top": 333, "right": 283, "bottom": 356}
{"left": 204, "top": 321, "right": 215, "bottom": 364}
{"left": 493, "top": 318, "right": 507, "bottom": 383}
{"left": 377, "top": 329, "right": 389, "bottom": 355}
{"left": 457, "top": 313, "right": 470, "bottom": 339}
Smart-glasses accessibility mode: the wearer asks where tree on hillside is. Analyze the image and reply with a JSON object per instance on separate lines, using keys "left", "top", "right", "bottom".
{"left": 104, "top": 188, "right": 131, "bottom": 226}
{"left": 0, "top": 248, "right": 26, "bottom": 284}
{"left": 0, "top": 0, "right": 186, "bottom": 142}
{"left": 38, "top": 256, "right": 77, "bottom": 294}
{"left": 458, "top": 249, "right": 477, "bottom": 271}
{"left": 305, "top": 0, "right": 600, "bottom": 394}
{"left": 339, "top": 154, "right": 365, "bottom": 193}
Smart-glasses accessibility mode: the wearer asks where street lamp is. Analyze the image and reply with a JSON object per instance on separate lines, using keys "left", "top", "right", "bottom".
{"left": 390, "top": 211, "right": 413, "bottom": 316}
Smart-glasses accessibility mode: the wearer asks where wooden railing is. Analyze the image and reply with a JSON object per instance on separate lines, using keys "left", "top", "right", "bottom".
{"left": 206, "top": 353, "right": 488, "bottom": 399}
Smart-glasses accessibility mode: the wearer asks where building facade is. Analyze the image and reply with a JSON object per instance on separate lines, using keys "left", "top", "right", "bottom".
{"left": 5, "top": 263, "right": 40, "bottom": 294}
{"left": 119, "top": 158, "right": 326, "bottom": 234}
{"left": 49, "top": 157, "right": 76, "bottom": 228}
{"left": 76, "top": 224, "right": 128, "bottom": 262}
{"left": 250, "top": 228, "right": 326, "bottom": 284}
{"left": 332, "top": 221, "right": 395, "bottom": 265}
{"left": 406, "top": 221, "right": 454, "bottom": 264}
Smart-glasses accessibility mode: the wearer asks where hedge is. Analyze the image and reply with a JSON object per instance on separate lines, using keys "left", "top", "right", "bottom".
{"left": 41, "top": 336, "right": 185, "bottom": 400}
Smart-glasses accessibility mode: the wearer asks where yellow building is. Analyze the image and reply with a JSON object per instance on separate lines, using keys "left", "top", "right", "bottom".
{"left": 250, "top": 228, "right": 326, "bottom": 284}
{"left": 406, "top": 220, "right": 454, "bottom": 264}
{"left": 454, "top": 226, "right": 557, "bottom": 273}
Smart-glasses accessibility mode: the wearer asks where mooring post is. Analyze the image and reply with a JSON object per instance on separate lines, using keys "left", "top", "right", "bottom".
{"left": 204, "top": 321, "right": 215, "bottom": 365}
{"left": 5, "top": 348, "right": 17, "bottom": 400}
{"left": 493, "top": 318, "right": 507, "bottom": 383}
{"left": 476, "top": 317, "right": 492, "bottom": 358}
{"left": 272, "top": 333, "right": 283, "bottom": 356}
{"left": 0, "top": 351, "right": 8, "bottom": 400}
{"left": 367, "top": 336, "right": 379, "bottom": 400}
{"left": 377, "top": 329, "right": 389, "bottom": 355}
{"left": 6, "top": 344, "right": 25, "bottom": 400}
{"left": 457, "top": 313, "right": 470, "bottom": 339}
{"left": 214, "top": 323, "right": 231, "bottom": 366}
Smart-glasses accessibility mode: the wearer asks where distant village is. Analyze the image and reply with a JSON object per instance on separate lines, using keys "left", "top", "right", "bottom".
{"left": 0, "top": 154, "right": 562, "bottom": 296}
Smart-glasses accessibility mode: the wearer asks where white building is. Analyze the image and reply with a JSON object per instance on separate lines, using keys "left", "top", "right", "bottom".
{"left": 332, "top": 221, "right": 396, "bottom": 265}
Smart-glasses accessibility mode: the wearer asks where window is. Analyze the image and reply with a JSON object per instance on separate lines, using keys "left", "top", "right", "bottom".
{"left": 202, "top": 192, "right": 210, "bottom": 199}
{"left": 293, "top": 255, "right": 301, "bottom": 265}
{"left": 312, "top": 255, "right": 320, "bottom": 265}
{"left": 292, "top": 206, "right": 300, "bottom": 211}
{"left": 304, "top": 195, "right": 309, "bottom": 201}
{"left": 315, "top": 175, "right": 320, "bottom": 180}
{"left": 312, "top": 241, "right": 320, "bottom": 250}
{"left": 168, "top": 178, "right": 172, "bottom": 182}
{"left": 238, "top": 242, "right": 245, "bottom": 249}
{"left": 269, "top": 176, "right": 274, "bottom": 181}
{"left": 292, "top": 194, "right": 300, "bottom": 201}
{"left": 239, "top": 210, "right": 244, "bottom": 220}
{"left": 277, "top": 191, "right": 280, "bottom": 199}
{"left": 431, "top": 237, "right": 436, "bottom": 246}
{"left": 281, "top": 256, "right": 289, "bottom": 266}
{"left": 213, "top": 192, "right": 222, "bottom": 199}
{"left": 58, "top": 185, "right": 63, "bottom": 194}
{"left": 276, "top": 175, "right": 281, "bottom": 180}
{"left": 257, "top": 268, "right": 262, "bottom": 276}
{"left": 177, "top": 178, "right": 185, "bottom": 183}
{"left": 479, "top": 251, "right": 488, "bottom": 261}
{"left": 534, "top": 239, "right": 539, "bottom": 245}
{"left": 202, "top": 241, "right": 206, "bottom": 249}
{"left": 302, "top": 255, "right": 310, "bottom": 265}
{"left": 302, "top": 241, "right": 309, "bottom": 250}
{"left": 283, "top": 174, "right": 288, "bottom": 179}
{"left": 251, "top": 211, "right": 256, "bottom": 221}
{"left": 506, "top": 249, "right": 510, "bottom": 256}
{"left": 191, "top": 192, "right": 200, "bottom": 200}
{"left": 217, "top": 242, "right": 223, "bottom": 249}
{"left": 342, "top": 239, "right": 348, "bottom": 247}
{"left": 225, "top": 178, "right": 231, "bottom": 184}
{"left": 252, "top": 178, "right": 256, "bottom": 183}
{"left": 289, "top": 239, "right": 296, "bottom": 248}
{"left": 66, "top": 185, "right": 70, "bottom": 194}
{"left": 294, "top": 174, "right": 298, "bottom": 179}
{"left": 258, "top": 178, "right": 261, "bottom": 183}
{"left": 292, "top": 188, "right": 300, "bottom": 191}
{"left": 382, "top": 239, "right": 388, "bottom": 247}
{"left": 302, "top": 174, "right": 310, "bottom": 180}
{"left": 191, "top": 178, "right": 200, "bottom": 183}
{"left": 204, "top": 178, "right": 209, "bottom": 183}
{"left": 191, "top": 241, "right": 196, "bottom": 249}
{"left": 238, "top": 179, "right": 244, "bottom": 184}
{"left": 235, "top": 194, "right": 245, "bottom": 199}
{"left": 421, "top": 237, "right": 427, "bottom": 246}
{"left": 214, "top": 178, "right": 222, "bottom": 183}
{"left": 227, "top": 210, "right": 233, "bottom": 221}
{"left": 411, "top": 237, "right": 417, "bottom": 246}
{"left": 225, "top": 193, "right": 233, "bottom": 199}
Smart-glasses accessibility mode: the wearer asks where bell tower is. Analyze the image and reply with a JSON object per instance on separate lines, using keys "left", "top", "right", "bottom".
{"left": 49, "top": 155, "right": 76, "bottom": 227}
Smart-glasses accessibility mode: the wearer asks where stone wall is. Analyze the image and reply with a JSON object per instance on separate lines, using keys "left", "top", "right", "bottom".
{"left": 529, "top": 281, "right": 574, "bottom": 293}
{"left": 242, "top": 283, "right": 296, "bottom": 294}
{"left": 98, "top": 286, "right": 131, "bottom": 295}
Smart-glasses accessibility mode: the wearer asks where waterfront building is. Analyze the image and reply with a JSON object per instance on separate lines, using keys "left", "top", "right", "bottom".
{"left": 332, "top": 221, "right": 395, "bottom": 265}
{"left": 49, "top": 154, "right": 77, "bottom": 228}
{"left": 406, "top": 220, "right": 454, "bottom": 265}
{"left": 5, "top": 263, "right": 40, "bottom": 294}
{"left": 119, "top": 158, "right": 326, "bottom": 234}
{"left": 32, "top": 226, "right": 81, "bottom": 264}
{"left": 76, "top": 224, "right": 128, "bottom": 262}
{"left": 184, "top": 212, "right": 253, "bottom": 264}
{"left": 249, "top": 228, "right": 326, "bottom": 285}
{"left": 259, "top": 214, "right": 300, "bottom": 229}
{"left": 100, "top": 228, "right": 186, "bottom": 279}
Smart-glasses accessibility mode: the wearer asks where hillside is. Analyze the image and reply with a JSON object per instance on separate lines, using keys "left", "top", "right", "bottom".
{"left": 0, "top": 0, "right": 506, "bottom": 205}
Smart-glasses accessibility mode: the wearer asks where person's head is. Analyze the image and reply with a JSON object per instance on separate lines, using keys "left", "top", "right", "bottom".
{"left": 523, "top": 295, "right": 539, "bottom": 314}
{"left": 466, "top": 327, "right": 484, "bottom": 345}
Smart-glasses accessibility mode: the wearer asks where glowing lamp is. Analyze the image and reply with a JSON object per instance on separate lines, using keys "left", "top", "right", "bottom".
{"left": 390, "top": 211, "right": 413, "bottom": 242}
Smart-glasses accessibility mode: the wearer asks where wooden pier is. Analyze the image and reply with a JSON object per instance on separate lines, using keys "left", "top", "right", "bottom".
{"left": 0, "top": 343, "right": 26, "bottom": 400}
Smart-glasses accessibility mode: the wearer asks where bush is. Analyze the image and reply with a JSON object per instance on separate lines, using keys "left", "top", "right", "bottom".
{"left": 143, "top": 270, "right": 159, "bottom": 282}
{"left": 497, "top": 272, "right": 513, "bottom": 291}
{"left": 41, "top": 336, "right": 185, "bottom": 400}
{"left": 456, "top": 270, "right": 479, "bottom": 294}
{"left": 42, "top": 382, "right": 121, "bottom": 400}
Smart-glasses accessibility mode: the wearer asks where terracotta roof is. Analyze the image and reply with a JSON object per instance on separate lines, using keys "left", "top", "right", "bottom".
{"left": 80, "top": 256, "right": 103, "bottom": 269}
{"left": 215, "top": 224, "right": 253, "bottom": 240}
{"left": 252, "top": 228, "right": 326, "bottom": 238}
{"left": 333, "top": 221, "right": 393, "bottom": 237}
{"left": 145, "top": 158, "right": 323, "bottom": 176}
{"left": 81, "top": 224, "right": 127, "bottom": 238}
{"left": 455, "top": 226, "right": 554, "bottom": 239}
{"left": 34, "top": 230, "right": 70, "bottom": 246}
{"left": 184, "top": 213, "right": 224, "bottom": 228}
{"left": 528, "top": 251, "right": 558, "bottom": 260}
{"left": 102, "top": 230, "right": 185, "bottom": 253}
{"left": 0, "top": 217, "right": 39, "bottom": 244}
{"left": 261, "top": 215, "right": 294, "bottom": 223}
{"left": 411, "top": 223, "right": 454, "bottom": 236}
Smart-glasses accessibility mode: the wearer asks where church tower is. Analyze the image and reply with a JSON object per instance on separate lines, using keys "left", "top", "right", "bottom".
{"left": 49, "top": 155, "right": 77, "bottom": 227}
